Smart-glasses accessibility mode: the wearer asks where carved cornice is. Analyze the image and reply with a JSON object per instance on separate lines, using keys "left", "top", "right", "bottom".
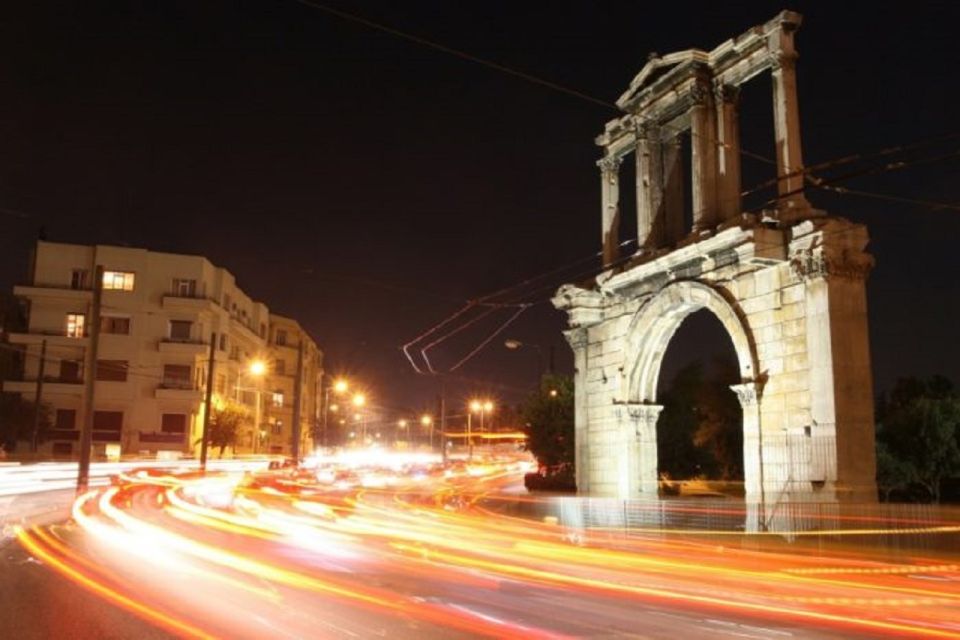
{"left": 625, "top": 403, "right": 663, "bottom": 423}
{"left": 689, "top": 82, "right": 711, "bottom": 106}
{"left": 789, "top": 249, "right": 874, "bottom": 282}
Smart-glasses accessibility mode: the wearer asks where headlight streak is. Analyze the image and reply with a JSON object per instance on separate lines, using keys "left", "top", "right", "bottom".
{"left": 13, "top": 453, "right": 960, "bottom": 639}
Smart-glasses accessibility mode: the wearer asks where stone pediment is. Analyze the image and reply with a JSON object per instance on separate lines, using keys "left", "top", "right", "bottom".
{"left": 615, "top": 49, "right": 708, "bottom": 111}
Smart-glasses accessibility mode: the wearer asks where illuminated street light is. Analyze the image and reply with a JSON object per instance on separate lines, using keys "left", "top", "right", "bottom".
{"left": 248, "top": 359, "right": 267, "bottom": 377}
{"left": 397, "top": 419, "right": 407, "bottom": 428}
{"left": 420, "top": 415, "right": 432, "bottom": 427}
{"left": 549, "top": 389, "right": 558, "bottom": 398}
{"left": 352, "top": 394, "right": 366, "bottom": 407}
{"left": 333, "top": 379, "right": 349, "bottom": 394}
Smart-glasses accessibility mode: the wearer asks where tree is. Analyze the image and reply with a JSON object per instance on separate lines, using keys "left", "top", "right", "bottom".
{"left": 876, "top": 376, "right": 960, "bottom": 503}
{"left": 0, "top": 394, "right": 52, "bottom": 452}
{"left": 197, "top": 403, "right": 249, "bottom": 458}
{"left": 521, "top": 374, "right": 574, "bottom": 474}
{"left": 657, "top": 360, "right": 742, "bottom": 481}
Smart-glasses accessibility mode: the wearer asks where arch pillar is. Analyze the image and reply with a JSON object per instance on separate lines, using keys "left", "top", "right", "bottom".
{"left": 731, "top": 381, "right": 763, "bottom": 496}
{"left": 625, "top": 403, "right": 663, "bottom": 495}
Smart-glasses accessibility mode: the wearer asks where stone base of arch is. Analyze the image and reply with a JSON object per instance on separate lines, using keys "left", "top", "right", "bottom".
{"left": 556, "top": 217, "right": 878, "bottom": 504}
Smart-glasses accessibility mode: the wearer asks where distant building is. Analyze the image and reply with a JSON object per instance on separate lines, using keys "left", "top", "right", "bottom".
{"left": 1, "top": 241, "right": 324, "bottom": 459}
{"left": 266, "top": 315, "right": 323, "bottom": 456}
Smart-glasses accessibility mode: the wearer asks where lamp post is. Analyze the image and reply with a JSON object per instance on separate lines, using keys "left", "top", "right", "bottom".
{"left": 421, "top": 414, "right": 434, "bottom": 450}
{"left": 504, "top": 339, "right": 554, "bottom": 382}
{"left": 352, "top": 393, "right": 366, "bottom": 444}
{"left": 237, "top": 359, "right": 266, "bottom": 454}
{"left": 322, "top": 378, "right": 349, "bottom": 447}
{"left": 467, "top": 399, "right": 495, "bottom": 461}
{"left": 397, "top": 419, "right": 407, "bottom": 447}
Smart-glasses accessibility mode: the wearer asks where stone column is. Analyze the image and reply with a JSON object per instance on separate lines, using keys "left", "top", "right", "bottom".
{"left": 715, "top": 85, "right": 742, "bottom": 221}
{"left": 770, "top": 47, "right": 810, "bottom": 212}
{"left": 599, "top": 156, "right": 622, "bottom": 266}
{"left": 730, "top": 381, "right": 763, "bottom": 498}
{"left": 626, "top": 403, "right": 662, "bottom": 495}
{"left": 564, "top": 328, "right": 590, "bottom": 493}
{"left": 662, "top": 136, "right": 685, "bottom": 245}
{"left": 690, "top": 79, "right": 719, "bottom": 233}
{"left": 635, "top": 121, "right": 663, "bottom": 250}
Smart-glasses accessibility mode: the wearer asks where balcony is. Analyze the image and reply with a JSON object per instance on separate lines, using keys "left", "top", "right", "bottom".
{"left": 7, "top": 331, "right": 89, "bottom": 349}
{"left": 155, "top": 383, "right": 203, "bottom": 402}
{"left": 161, "top": 294, "right": 217, "bottom": 314}
{"left": 14, "top": 284, "right": 92, "bottom": 303}
{"left": 158, "top": 338, "right": 208, "bottom": 356}
{"left": 2, "top": 378, "right": 83, "bottom": 395}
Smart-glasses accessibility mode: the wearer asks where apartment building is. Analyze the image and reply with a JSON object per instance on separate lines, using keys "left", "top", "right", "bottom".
{"left": 263, "top": 315, "right": 323, "bottom": 456}
{"left": 1, "top": 241, "right": 324, "bottom": 459}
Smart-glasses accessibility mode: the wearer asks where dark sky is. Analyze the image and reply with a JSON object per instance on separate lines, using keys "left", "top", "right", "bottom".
{"left": 1, "top": 1, "right": 958, "bottom": 420}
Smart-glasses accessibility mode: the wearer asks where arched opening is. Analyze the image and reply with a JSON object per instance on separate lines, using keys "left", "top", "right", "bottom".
{"left": 656, "top": 310, "right": 744, "bottom": 492}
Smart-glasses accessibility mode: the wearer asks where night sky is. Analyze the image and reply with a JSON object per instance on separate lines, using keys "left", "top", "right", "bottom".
{"left": 1, "top": 1, "right": 958, "bottom": 420}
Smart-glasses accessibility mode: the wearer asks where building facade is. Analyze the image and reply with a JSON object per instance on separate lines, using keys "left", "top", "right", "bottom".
{"left": 1, "top": 241, "right": 324, "bottom": 459}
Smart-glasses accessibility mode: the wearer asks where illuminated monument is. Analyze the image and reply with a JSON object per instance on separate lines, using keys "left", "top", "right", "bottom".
{"left": 554, "top": 11, "right": 877, "bottom": 505}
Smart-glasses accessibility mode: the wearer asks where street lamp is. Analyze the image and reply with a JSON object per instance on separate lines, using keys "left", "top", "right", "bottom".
{"left": 467, "top": 398, "right": 495, "bottom": 461}
{"left": 352, "top": 393, "right": 367, "bottom": 444}
{"left": 322, "top": 377, "right": 350, "bottom": 447}
{"left": 397, "top": 419, "right": 407, "bottom": 447}
{"left": 237, "top": 359, "right": 267, "bottom": 454}
{"left": 504, "top": 339, "right": 554, "bottom": 381}
{"left": 421, "top": 414, "right": 434, "bottom": 449}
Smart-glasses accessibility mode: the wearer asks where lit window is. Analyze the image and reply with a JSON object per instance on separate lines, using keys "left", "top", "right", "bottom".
{"left": 103, "top": 271, "right": 135, "bottom": 291}
{"left": 272, "top": 392, "right": 284, "bottom": 408}
{"left": 66, "top": 313, "right": 85, "bottom": 338}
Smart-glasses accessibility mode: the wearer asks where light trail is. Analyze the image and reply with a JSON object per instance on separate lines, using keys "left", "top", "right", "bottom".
{"left": 13, "top": 451, "right": 960, "bottom": 639}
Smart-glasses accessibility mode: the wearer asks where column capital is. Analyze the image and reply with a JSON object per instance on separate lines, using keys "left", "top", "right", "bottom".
{"left": 624, "top": 403, "right": 663, "bottom": 424}
{"left": 789, "top": 248, "right": 875, "bottom": 282}
{"left": 597, "top": 155, "right": 623, "bottom": 173}
{"left": 715, "top": 84, "right": 741, "bottom": 104}
{"left": 730, "top": 381, "right": 763, "bottom": 408}
{"left": 689, "top": 81, "right": 711, "bottom": 106}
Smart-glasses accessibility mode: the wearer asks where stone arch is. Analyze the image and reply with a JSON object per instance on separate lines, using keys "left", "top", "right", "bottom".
{"left": 619, "top": 279, "right": 765, "bottom": 497}
{"left": 625, "top": 280, "right": 759, "bottom": 403}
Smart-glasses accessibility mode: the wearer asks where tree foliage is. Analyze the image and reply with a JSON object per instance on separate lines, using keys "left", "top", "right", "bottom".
{"left": 657, "top": 360, "right": 742, "bottom": 481}
{"left": 198, "top": 402, "right": 250, "bottom": 458}
{"left": 521, "top": 374, "right": 574, "bottom": 472}
{"left": 876, "top": 376, "right": 960, "bottom": 503}
{"left": 0, "top": 394, "right": 52, "bottom": 451}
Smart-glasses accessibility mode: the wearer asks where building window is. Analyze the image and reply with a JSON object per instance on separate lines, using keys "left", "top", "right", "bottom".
{"left": 161, "top": 413, "right": 187, "bottom": 434}
{"left": 102, "top": 271, "right": 135, "bottom": 291}
{"left": 230, "top": 345, "right": 240, "bottom": 361}
{"left": 95, "top": 360, "right": 128, "bottom": 382}
{"left": 274, "top": 359, "right": 285, "bottom": 375}
{"left": 259, "top": 323, "right": 266, "bottom": 339}
{"left": 169, "top": 320, "right": 192, "bottom": 341}
{"left": 162, "top": 364, "right": 192, "bottom": 389}
{"left": 173, "top": 278, "right": 196, "bottom": 297}
{"left": 273, "top": 422, "right": 283, "bottom": 435}
{"left": 272, "top": 391, "right": 284, "bottom": 408}
{"left": 66, "top": 313, "right": 85, "bottom": 338}
{"left": 215, "top": 373, "right": 226, "bottom": 395}
{"left": 101, "top": 316, "right": 131, "bottom": 334}
{"left": 93, "top": 411, "right": 123, "bottom": 432}
{"left": 55, "top": 409, "right": 76, "bottom": 430}
{"left": 219, "top": 334, "right": 227, "bottom": 351}
{"left": 70, "top": 269, "right": 89, "bottom": 290}
{"left": 275, "top": 330, "right": 287, "bottom": 346}
{"left": 60, "top": 360, "right": 81, "bottom": 383}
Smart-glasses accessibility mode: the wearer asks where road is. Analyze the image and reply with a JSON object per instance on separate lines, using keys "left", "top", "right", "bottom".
{"left": 5, "top": 453, "right": 960, "bottom": 638}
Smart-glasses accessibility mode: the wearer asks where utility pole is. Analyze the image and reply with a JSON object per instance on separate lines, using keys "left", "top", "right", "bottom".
{"left": 199, "top": 332, "right": 216, "bottom": 473}
{"left": 440, "top": 376, "right": 447, "bottom": 465}
{"left": 31, "top": 339, "right": 47, "bottom": 453}
{"left": 291, "top": 341, "right": 304, "bottom": 462}
{"left": 77, "top": 265, "right": 103, "bottom": 495}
